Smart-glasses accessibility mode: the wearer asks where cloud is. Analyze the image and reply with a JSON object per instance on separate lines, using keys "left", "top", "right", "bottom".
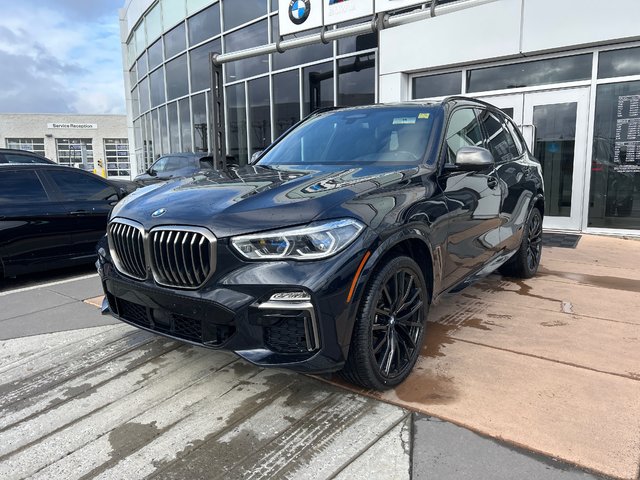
{"left": 0, "top": 1, "right": 125, "bottom": 114}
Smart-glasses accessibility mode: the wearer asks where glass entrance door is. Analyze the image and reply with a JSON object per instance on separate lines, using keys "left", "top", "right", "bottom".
{"left": 479, "top": 88, "right": 590, "bottom": 231}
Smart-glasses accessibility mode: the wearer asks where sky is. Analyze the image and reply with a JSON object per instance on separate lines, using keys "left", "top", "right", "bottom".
{"left": 0, "top": 0, "right": 126, "bottom": 115}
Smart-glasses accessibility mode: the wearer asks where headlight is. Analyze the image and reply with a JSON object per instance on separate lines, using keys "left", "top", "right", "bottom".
{"left": 231, "top": 218, "right": 365, "bottom": 260}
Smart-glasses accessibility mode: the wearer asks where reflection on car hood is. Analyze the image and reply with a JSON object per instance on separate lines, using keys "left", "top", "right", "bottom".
{"left": 111, "top": 164, "right": 417, "bottom": 237}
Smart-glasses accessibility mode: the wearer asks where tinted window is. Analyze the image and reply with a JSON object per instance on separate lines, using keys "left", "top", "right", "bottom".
{"left": 505, "top": 119, "right": 525, "bottom": 155}
{"left": 477, "top": 109, "right": 521, "bottom": 163}
{"left": 222, "top": 0, "right": 266, "bottom": 30}
{"left": 166, "top": 54, "right": 188, "bottom": 101}
{"left": 444, "top": 109, "right": 484, "bottom": 164}
{"left": 48, "top": 170, "right": 117, "bottom": 201}
{"left": 598, "top": 47, "right": 640, "bottom": 79}
{"left": 151, "top": 156, "right": 169, "bottom": 173}
{"left": 148, "top": 38, "right": 163, "bottom": 70}
{"left": 190, "top": 39, "right": 221, "bottom": 92}
{"left": 258, "top": 108, "right": 437, "bottom": 166}
{"left": 271, "top": 20, "right": 332, "bottom": 71}
{"left": 303, "top": 61, "right": 333, "bottom": 116}
{"left": 3, "top": 153, "right": 47, "bottom": 164}
{"left": 274, "top": 70, "right": 300, "bottom": 137}
{"left": 188, "top": 4, "right": 221, "bottom": 46}
{"left": 164, "top": 23, "right": 186, "bottom": 59}
{"left": 467, "top": 55, "right": 592, "bottom": 93}
{"left": 412, "top": 72, "right": 462, "bottom": 99}
{"left": 0, "top": 170, "right": 48, "bottom": 203}
{"left": 338, "top": 55, "right": 375, "bottom": 107}
{"left": 224, "top": 20, "right": 268, "bottom": 82}
{"left": 165, "top": 156, "right": 187, "bottom": 171}
{"left": 149, "top": 67, "right": 165, "bottom": 108}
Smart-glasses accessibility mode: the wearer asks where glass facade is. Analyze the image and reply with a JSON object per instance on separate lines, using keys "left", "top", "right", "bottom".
{"left": 103, "top": 139, "right": 131, "bottom": 177}
{"left": 5, "top": 138, "right": 46, "bottom": 156}
{"left": 589, "top": 81, "right": 640, "bottom": 230}
{"left": 55, "top": 139, "right": 94, "bottom": 167}
{"left": 126, "top": 0, "right": 378, "bottom": 170}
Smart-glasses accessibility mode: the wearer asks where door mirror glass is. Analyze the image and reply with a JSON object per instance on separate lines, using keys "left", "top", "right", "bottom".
{"left": 455, "top": 147, "right": 495, "bottom": 170}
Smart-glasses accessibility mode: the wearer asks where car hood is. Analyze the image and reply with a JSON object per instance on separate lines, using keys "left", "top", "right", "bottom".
{"left": 111, "top": 164, "right": 419, "bottom": 238}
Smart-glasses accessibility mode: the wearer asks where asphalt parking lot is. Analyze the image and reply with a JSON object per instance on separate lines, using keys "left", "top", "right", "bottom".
{"left": 0, "top": 234, "right": 638, "bottom": 479}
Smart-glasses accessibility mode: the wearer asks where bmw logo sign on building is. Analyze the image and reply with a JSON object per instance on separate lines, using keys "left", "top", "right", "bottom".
{"left": 289, "top": 0, "right": 311, "bottom": 25}
{"left": 279, "top": 0, "right": 322, "bottom": 35}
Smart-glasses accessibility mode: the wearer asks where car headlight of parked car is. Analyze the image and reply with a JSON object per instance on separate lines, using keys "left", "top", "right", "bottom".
{"left": 231, "top": 218, "right": 365, "bottom": 260}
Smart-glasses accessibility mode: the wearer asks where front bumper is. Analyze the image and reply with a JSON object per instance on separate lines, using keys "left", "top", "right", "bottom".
{"left": 96, "top": 235, "right": 371, "bottom": 373}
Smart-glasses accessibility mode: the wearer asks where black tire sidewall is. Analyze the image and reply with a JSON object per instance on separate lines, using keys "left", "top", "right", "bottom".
{"left": 354, "top": 255, "right": 429, "bottom": 389}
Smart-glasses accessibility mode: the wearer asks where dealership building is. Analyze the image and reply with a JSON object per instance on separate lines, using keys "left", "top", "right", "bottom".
{"left": 120, "top": 0, "right": 640, "bottom": 235}
{"left": 0, "top": 114, "right": 129, "bottom": 177}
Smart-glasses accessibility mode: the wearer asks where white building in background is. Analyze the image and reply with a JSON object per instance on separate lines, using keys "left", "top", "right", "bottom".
{"left": 120, "top": 0, "right": 640, "bottom": 234}
{"left": 0, "top": 114, "right": 129, "bottom": 178}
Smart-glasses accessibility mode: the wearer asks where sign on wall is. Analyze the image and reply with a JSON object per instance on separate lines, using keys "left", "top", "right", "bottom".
{"left": 324, "top": 0, "right": 374, "bottom": 26}
{"left": 278, "top": 0, "right": 323, "bottom": 35}
{"left": 375, "top": 0, "right": 424, "bottom": 13}
{"left": 47, "top": 123, "right": 98, "bottom": 130}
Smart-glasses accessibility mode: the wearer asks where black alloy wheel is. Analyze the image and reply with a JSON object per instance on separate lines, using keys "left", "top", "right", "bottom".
{"left": 341, "top": 256, "right": 429, "bottom": 390}
{"left": 499, "top": 206, "right": 543, "bottom": 279}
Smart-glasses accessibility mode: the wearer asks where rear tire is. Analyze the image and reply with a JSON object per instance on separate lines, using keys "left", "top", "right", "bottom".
{"left": 340, "top": 255, "right": 428, "bottom": 391}
{"left": 499, "top": 207, "right": 543, "bottom": 279}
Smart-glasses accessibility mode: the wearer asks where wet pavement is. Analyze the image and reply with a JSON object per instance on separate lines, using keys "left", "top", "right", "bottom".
{"left": 324, "top": 234, "right": 640, "bottom": 480}
{"left": 0, "top": 234, "right": 638, "bottom": 479}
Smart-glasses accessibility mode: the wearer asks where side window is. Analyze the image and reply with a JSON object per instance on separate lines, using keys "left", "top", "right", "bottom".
{"left": 506, "top": 119, "right": 526, "bottom": 155}
{"left": 48, "top": 170, "right": 117, "bottom": 201}
{"left": 3, "top": 153, "right": 43, "bottom": 164}
{"left": 165, "top": 156, "right": 186, "bottom": 171}
{"left": 0, "top": 170, "right": 49, "bottom": 203}
{"left": 444, "top": 108, "right": 484, "bottom": 164}
{"left": 477, "top": 109, "right": 521, "bottom": 163}
{"left": 151, "top": 157, "right": 169, "bottom": 173}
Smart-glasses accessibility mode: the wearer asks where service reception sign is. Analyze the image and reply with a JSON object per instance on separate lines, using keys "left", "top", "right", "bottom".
{"left": 47, "top": 123, "right": 98, "bottom": 130}
{"left": 324, "top": 0, "right": 374, "bottom": 26}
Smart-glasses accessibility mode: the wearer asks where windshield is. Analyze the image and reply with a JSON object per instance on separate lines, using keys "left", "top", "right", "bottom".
{"left": 257, "top": 107, "right": 438, "bottom": 166}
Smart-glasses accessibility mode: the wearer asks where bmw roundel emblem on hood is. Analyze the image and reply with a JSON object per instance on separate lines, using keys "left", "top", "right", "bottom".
{"left": 289, "top": 0, "right": 311, "bottom": 25}
{"left": 152, "top": 208, "right": 167, "bottom": 218}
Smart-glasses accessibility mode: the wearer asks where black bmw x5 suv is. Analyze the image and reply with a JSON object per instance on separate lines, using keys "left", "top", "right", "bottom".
{"left": 97, "top": 98, "right": 544, "bottom": 390}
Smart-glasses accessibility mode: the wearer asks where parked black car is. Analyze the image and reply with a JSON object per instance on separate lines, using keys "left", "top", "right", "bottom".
{"left": 0, "top": 148, "right": 56, "bottom": 164}
{"left": 97, "top": 98, "right": 544, "bottom": 390}
{"left": 134, "top": 153, "right": 215, "bottom": 186}
{"left": 0, "top": 164, "right": 135, "bottom": 278}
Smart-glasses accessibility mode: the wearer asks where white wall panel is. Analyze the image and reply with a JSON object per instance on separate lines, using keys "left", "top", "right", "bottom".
{"left": 379, "top": 73, "right": 409, "bottom": 102}
{"left": 379, "top": 0, "right": 522, "bottom": 75}
{"left": 521, "top": 0, "right": 640, "bottom": 54}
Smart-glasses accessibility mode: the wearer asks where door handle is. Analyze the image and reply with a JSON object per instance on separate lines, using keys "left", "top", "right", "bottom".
{"left": 487, "top": 177, "right": 498, "bottom": 189}
{"left": 69, "top": 210, "right": 88, "bottom": 215}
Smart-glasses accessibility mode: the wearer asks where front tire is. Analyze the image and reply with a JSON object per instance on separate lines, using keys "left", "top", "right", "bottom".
{"left": 341, "top": 256, "right": 428, "bottom": 390}
{"left": 499, "top": 207, "right": 543, "bottom": 279}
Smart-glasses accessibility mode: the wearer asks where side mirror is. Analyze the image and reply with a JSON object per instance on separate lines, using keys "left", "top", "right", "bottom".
{"left": 147, "top": 168, "right": 157, "bottom": 177}
{"left": 454, "top": 147, "right": 494, "bottom": 171}
{"left": 250, "top": 150, "right": 263, "bottom": 165}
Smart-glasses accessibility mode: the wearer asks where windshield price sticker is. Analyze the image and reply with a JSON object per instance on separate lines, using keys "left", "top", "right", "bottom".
{"left": 392, "top": 117, "right": 417, "bottom": 125}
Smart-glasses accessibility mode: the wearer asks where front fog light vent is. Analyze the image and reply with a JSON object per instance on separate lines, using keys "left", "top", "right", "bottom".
{"left": 256, "top": 293, "right": 319, "bottom": 352}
